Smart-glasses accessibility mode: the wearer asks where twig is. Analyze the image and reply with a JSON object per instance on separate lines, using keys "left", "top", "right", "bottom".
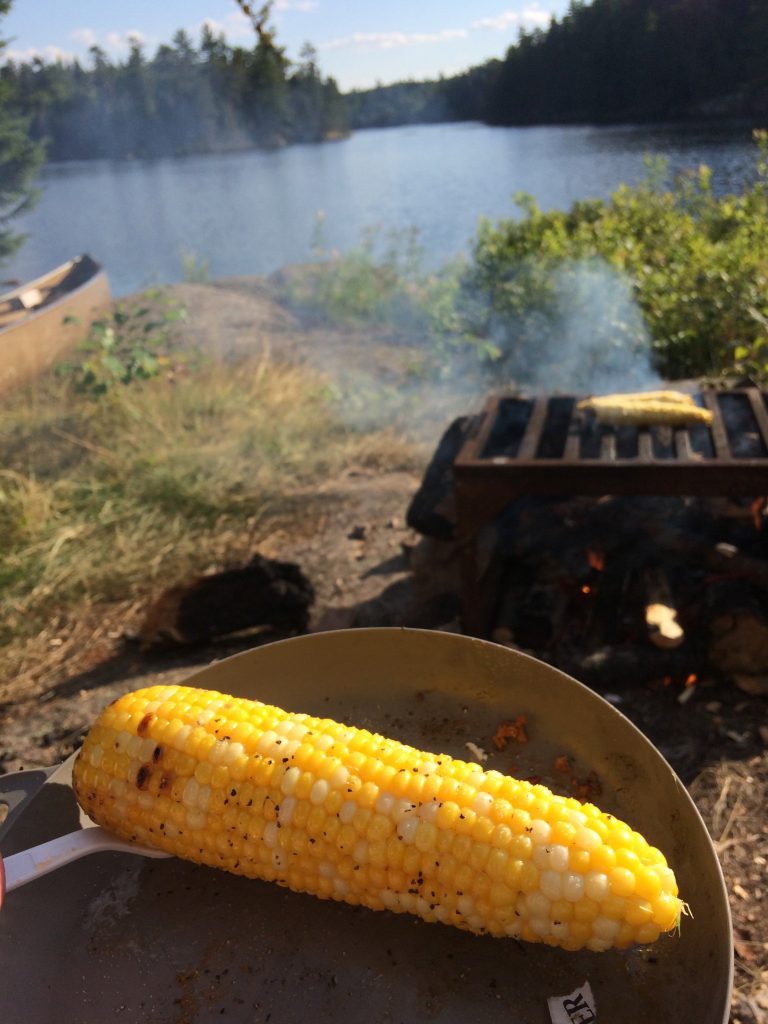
{"left": 714, "top": 833, "right": 760, "bottom": 854}
{"left": 716, "top": 780, "right": 746, "bottom": 847}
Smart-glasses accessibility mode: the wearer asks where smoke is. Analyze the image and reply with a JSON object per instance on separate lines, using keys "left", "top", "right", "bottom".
{"left": 282, "top": 255, "right": 662, "bottom": 443}
{"left": 486, "top": 259, "right": 661, "bottom": 395}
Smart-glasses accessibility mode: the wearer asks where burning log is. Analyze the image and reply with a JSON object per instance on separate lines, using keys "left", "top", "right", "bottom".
{"left": 644, "top": 567, "right": 685, "bottom": 649}
{"left": 449, "top": 388, "right": 768, "bottom": 636}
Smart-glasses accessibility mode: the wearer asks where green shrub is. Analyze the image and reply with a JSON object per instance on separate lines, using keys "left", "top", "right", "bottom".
{"left": 457, "top": 134, "right": 768, "bottom": 383}
{"left": 57, "top": 292, "right": 188, "bottom": 395}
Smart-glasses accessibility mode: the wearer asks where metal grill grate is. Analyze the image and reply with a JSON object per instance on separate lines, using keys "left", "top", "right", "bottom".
{"left": 453, "top": 388, "right": 768, "bottom": 635}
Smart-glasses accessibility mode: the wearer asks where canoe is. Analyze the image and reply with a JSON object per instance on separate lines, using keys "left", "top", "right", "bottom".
{"left": 0, "top": 254, "right": 112, "bottom": 394}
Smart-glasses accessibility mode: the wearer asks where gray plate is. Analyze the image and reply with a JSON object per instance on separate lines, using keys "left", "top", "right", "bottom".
{"left": 0, "top": 628, "right": 732, "bottom": 1023}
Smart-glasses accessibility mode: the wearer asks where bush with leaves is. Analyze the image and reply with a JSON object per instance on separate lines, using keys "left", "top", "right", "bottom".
{"left": 56, "top": 293, "right": 188, "bottom": 396}
{"left": 458, "top": 134, "right": 768, "bottom": 383}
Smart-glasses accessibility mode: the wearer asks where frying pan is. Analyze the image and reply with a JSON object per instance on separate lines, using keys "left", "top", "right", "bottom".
{"left": 0, "top": 628, "right": 732, "bottom": 1023}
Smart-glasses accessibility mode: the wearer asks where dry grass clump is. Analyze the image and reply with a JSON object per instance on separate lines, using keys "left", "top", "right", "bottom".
{"left": 0, "top": 352, "right": 422, "bottom": 666}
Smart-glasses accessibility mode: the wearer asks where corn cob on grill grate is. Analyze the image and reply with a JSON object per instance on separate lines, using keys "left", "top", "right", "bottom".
{"left": 577, "top": 391, "right": 713, "bottom": 427}
{"left": 73, "top": 684, "right": 684, "bottom": 953}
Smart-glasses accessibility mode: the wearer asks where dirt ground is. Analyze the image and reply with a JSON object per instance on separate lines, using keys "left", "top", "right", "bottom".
{"left": 0, "top": 278, "right": 766, "bottom": 1023}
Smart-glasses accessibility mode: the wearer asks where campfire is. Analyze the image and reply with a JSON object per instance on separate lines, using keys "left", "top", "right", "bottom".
{"left": 407, "top": 386, "right": 768, "bottom": 696}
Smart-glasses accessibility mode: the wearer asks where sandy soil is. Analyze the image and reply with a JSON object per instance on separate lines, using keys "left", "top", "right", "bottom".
{"left": 0, "top": 278, "right": 766, "bottom": 1023}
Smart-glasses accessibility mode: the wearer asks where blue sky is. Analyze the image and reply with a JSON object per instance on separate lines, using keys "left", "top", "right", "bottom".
{"left": 2, "top": 1, "right": 570, "bottom": 91}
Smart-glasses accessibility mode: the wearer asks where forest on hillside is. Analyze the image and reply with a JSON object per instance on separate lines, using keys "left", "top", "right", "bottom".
{"left": 350, "top": 0, "right": 768, "bottom": 128}
{"left": 3, "top": 0, "right": 768, "bottom": 162}
{"left": 1, "top": 26, "right": 347, "bottom": 160}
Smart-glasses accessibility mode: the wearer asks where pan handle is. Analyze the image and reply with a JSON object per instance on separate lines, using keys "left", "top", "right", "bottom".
{"left": 0, "top": 827, "right": 172, "bottom": 908}
{"left": 0, "top": 767, "right": 57, "bottom": 912}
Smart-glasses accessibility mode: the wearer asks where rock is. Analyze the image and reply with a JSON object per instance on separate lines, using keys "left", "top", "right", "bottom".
{"left": 406, "top": 416, "right": 472, "bottom": 540}
{"left": 732, "top": 673, "right": 768, "bottom": 697}
{"left": 137, "top": 553, "right": 314, "bottom": 648}
{"left": 709, "top": 611, "right": 768, "bottom": 684}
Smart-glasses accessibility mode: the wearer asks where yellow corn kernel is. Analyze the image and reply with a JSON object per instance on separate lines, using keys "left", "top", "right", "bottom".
{"left": 73, "top": 683, "right": 685, "bottom": 953}
{"left": 551, "top": 820, "right": 577, "bottom": 846}
{"left": 609, "top": 865, "right": 637, "bottom": 898}
{"left": 568, "top": 847, "right": 591, "bottom": 873}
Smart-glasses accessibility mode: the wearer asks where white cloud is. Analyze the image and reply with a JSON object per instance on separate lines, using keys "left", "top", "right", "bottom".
{"left": 274, "top": 0, "right": 318, "bottom": 10}
{"left": 321, "top": 29, "right": 468, "bottom": 53}
{"left": 99, "top": 30, "right": 150, "bottom": 57}
{"left": 70, "top": 28, "right": 99, "bottom": 49}
{"left": 472, "top": 6, "right": 554, "bottom": 32}
{"left": 201, "top": 0, "right": 315, "bottom": 43}
{"left": 201, "top": 12, "right": 252, "bottom": 42}
{"left": 319, "top": 6, "right": 555, "bottom": 56}
{"left": 5, "top": 45, "right": 75, "bottom": 64}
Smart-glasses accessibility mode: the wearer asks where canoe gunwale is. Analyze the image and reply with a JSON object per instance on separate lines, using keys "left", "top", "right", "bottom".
{"left": 0, "top": 255, "right": 106, "bottom": 335}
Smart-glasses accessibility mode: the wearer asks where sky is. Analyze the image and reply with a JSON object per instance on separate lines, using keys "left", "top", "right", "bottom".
{"left": 2, "top": 1, "right": 570, "bottom": 92}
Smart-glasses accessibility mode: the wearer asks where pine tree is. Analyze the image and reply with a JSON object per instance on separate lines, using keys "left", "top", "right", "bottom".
{"left": 0, "top": 0, "right": 44, "bottom": 264}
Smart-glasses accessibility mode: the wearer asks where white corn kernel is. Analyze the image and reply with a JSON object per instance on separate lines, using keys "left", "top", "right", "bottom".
{"left": 182, "top": 777, "right": 199, "bottom": 808}
{"left": 540, "top": 870, "right": 564, "bottom": 901}
{"left": 530, "top": 820, "right": 551, "bottom": 844}
{"left": 339, "top": 800, "right": 358, "bottom": 824}
{"left": 329, "top": 765, "right": 350, "bottom": 789}
{"left": 549, "top": 844, "right": 570, "bottom": 872}
{"left": 396, "top": 817, "right": 418, "bottom": 843}
{"left": 585, "top": 871, "right": 609, "bottom": 902}
{"left": 279, "top": 796, "right": 296, "bottom": 825}
{"left": 263, "top": 822, "right": 279, "bottom": 848}
{"left": 472, "top": 792, "right": 494, "bottom": 816}
{"left": 563, "top": 872, "right": 585, "bottom": 902}
{"left": 574, "top": 826, "right": 602, "bottom": 851}
{"left": 593, "top": 916, "right": 621, "bottom": 941}
{"left": 310, "top": 779, "right": 329, "bottom": 805}
{"left": 280, "top": 766, "right": 300, "bottom": 795}
{"left": 375, "top": 793, "right": 395, "bottom": 816}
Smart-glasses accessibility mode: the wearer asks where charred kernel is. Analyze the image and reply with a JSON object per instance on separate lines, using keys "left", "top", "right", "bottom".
{"left": 137, "top": 713, "right": 155, "bottom": 737}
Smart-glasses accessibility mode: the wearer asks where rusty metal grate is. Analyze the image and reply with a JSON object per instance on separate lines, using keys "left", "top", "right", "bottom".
{"left": 456, "top": 388, "right": 768, "bottom": 492}
{"left": 453, "top": 388, "right": 768, "bottom": 635}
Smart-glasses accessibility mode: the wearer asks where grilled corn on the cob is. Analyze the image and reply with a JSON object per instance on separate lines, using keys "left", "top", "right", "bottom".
{"left": 73, "top": 684, "right": 685, "bottom": 952}
{"left": 577, "top": 390, "right": 712, "bottom": 427}
{"left": 577, "top": 390, "right": 697, "bottom": 410}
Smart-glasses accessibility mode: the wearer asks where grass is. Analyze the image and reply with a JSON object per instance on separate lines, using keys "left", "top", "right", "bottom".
{"left": 0, "top": 348, "right": 423, "bottom": 679}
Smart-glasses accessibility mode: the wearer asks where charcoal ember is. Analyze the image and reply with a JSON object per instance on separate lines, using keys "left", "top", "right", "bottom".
{"left": 138, "top": 554, "right": 314, "bottom": 648}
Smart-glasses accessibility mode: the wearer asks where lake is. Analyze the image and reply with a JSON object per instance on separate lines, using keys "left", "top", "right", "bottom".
{"left": 6, "top": 120, "right": 760, "bottom": 298}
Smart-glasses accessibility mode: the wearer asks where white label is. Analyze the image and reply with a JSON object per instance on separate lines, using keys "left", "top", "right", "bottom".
{"left": 547, "top": 981, "right": 597, "bottom": 1024}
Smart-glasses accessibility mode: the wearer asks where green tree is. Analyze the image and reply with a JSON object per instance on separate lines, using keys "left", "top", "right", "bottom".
{"left": 0, "top": 1, "right": 43, "bottom": 264}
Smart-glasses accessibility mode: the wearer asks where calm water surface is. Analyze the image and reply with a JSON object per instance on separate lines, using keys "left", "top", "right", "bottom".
{"left": 7, "top": 120, "right": 758, "bottom": 297}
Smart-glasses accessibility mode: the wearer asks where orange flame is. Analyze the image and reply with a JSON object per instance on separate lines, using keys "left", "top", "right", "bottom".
{"left": 684, "top": 673, "right": 698, "bottom": 688}
{"left": 587, "top": 549, "right": 606, "bottom": 572}
{"left": 581, "top": 585, "right": 591, "bottom": 595}
{"left": 751, "top": 496, "right": 767, "bottom": 532}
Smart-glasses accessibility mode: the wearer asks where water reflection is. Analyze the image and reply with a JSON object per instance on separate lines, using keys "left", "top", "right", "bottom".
{"left": 9, "top": 121, "right": 760, "bottom": 296}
